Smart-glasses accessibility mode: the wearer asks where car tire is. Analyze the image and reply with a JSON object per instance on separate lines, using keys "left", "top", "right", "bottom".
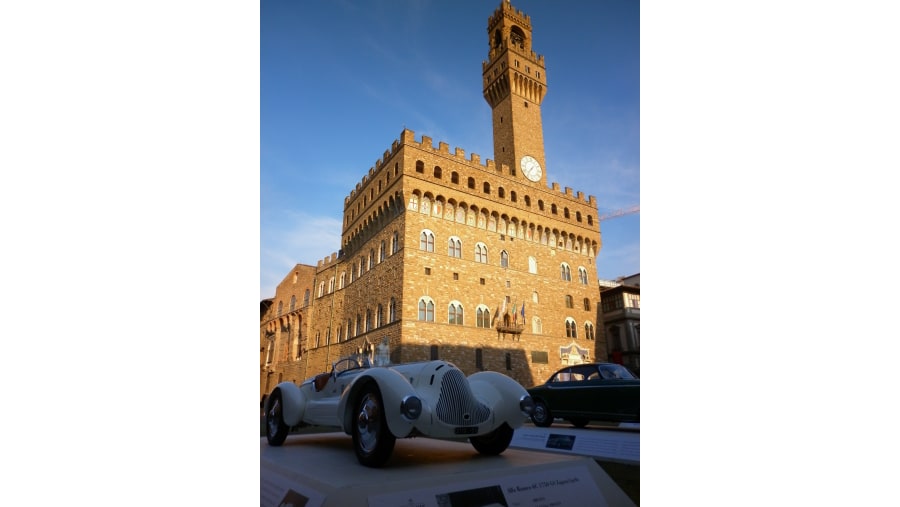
{"left": 352, "top": 382, "right": 396, "bottom": 468}
{"left": 470, "top": 423, "right": 514, "bottom": 456}
{"left": 570, "top": 417, "right": 589, "bottom": 429}
{"left": 265, "top": 389, "right": 289, "bottom": 446}
{"left": 531, "top": 399, "right": 553, "bottom": 427}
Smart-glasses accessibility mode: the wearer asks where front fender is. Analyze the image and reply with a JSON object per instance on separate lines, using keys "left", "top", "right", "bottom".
{"left": 338, "top": 368, "right": 422, "bottom": 437}
{"left": 468, "top": 371, "right": 531, "bottom": 429}
{"left": 267, "top": 382, "right": 307, "bottom": 427}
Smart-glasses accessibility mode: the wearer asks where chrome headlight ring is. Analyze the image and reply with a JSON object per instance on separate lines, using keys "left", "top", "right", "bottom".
{"left": 519, "top": 394, "right": 535, "bottom": 416}
{"left": 400, "top": 395, "right": 422, "bottom": 421}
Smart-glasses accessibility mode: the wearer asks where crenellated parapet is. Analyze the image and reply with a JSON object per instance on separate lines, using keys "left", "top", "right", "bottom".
{"left": 483, "top": 0, "right": 545, "bottom": 68}
{"left": 315, "top": 252, "right": 339, "bottom": 270}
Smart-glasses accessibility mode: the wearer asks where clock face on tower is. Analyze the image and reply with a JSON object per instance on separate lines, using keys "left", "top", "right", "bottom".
{"left": 520, "top": 155, "right": 543, "bottom": 182}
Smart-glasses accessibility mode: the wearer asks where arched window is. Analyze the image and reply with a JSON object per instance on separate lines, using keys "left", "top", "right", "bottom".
{"left": 578, "top": 266, "right": 588, "bottom": 285}
{"left": 448, "top": 301, "right": 464, "bottom": 325}
{"left": 498, "top": 187, "right": 505, "bottom": 198}
{"left": 565, "top": 295, "right": 573, "bottom": 308}
{"left": 389, "top": 298, "right": 397, "bottom": 322}
{"left": 289, "top": 295, "right": 296, "bottom": 311}
{"left": 551, "top": 203, "right": 558, "bottom": 215}
{"left": 303, "top": 289, "right": 310, "bottom": 306}
{"left": 560, "top": 263, "right": 572, "bottom": 281}
{"left": 565, "top": 318, "right": 578, "bottom": 338}
{"left": 525, "top": 195, "right": 531, "bottom": 207}
{"left": 538, "top": 200, "right": 544, "bottom": 211}
{"left": 317, "top": 281, "right": 325, "bottom": 297}
{"left": 585, "top": 322, "right": 595, "bottom": 340}
{"left": 483, "top": 182, "right": 491, "bottom": 194}
{"left": 277, "top": 301, "right": 283, "bottom": 315}
{"left": 376, "top": 304, "right": 384, "bottom": 327}
{"left": 419, "top": 230, "right": 434, "bottom": 252}
{"left": 416, "top": 160, "right": 424, "bottom": 173}
{"left": 355, "top": 314, "right": 362, "bottom": 336}
{"left": 451, "top": 172, "right": 459, "bottom": 184}
{"left": 379, "top": 240, "right": 386, "bottom": 262}
{"left": 430, "top": 345, "right": 439, "bottom": 360}
{"left": 564, "top": 207, "right": 570, "bottom": 219}
{"left": 476, "top": 305, "right": 492, "bottom": 328}
{"left": 392, "top": 231, "right": 399, "bottom": 254}
{"left": 468, "top": 177, "right": 476, "bottom": 189}
{"left": 433, "top": 166, "right": 442, "bottom": 179}
{"left": 475, "top": 243, "right": 488, "bottom": 263}
{"left": 584, "top": 298, "right": 592, "bottom": 311}
{"left": 533, "top": 290, "right": 539, "bottom": 303}
{"left": 339, "top": 272, "right": 346, "bottom": 289}
{"left": 418, "top": 297, "right": 435, "bottom": 322}
{"left": 532, "top": 316, "right": 542, "bottom": 334}
{"left": 448, "top": 237, "right": 461, "bottom": 258}
{"left": 500, "top": 250, "right": 509, "bottom": 268}
{"left": 328, "top": 276, "right": 335, "bottom": 293}
{"left": 346, "top": 319, "right": 352, "bottom": 341}
{"left": 369, "top": 249, "right": 375, "bottom": 269}
{"left": 510, "top": 191, "right": 517, "bottom": 202}
{"left": 365, "top": 309, "right": 372, "bottom": 331}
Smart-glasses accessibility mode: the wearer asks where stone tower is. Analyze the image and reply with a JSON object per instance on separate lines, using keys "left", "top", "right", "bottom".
{"left": 262, "top": 1, "right": 603, "bottom": 395}
{"left": 483, "top": 0, "right": 548, "bottom": 186}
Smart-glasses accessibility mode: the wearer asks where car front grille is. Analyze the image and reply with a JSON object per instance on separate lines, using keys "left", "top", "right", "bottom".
{"left": 435, "top": 369, "right": 490, "bottom": 425}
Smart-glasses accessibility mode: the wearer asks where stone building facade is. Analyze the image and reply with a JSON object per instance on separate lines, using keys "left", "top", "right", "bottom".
{"left": 261, "top": 0, "right": 606, "bottom": 396}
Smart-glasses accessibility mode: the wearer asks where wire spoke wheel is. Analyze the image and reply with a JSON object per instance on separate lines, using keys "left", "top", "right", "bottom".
{"left": 265, "top": 389, "right": 289, "bottom": 446}
{"left": 351, "top": 383, "right": 395, "bottom": 467}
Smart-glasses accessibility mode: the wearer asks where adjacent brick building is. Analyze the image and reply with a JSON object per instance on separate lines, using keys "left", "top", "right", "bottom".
{"left": 261, "top": 0, "right": 609, "bottom": 396}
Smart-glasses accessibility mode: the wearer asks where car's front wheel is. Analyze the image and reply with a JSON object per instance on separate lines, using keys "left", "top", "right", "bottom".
{"left": 470, "top": 423, "right": 514, "bottom": 456}
{"left": 531, "top": 399, "right": 553, "bottom": 427}
{"left": 352, "top": 383, "right": 396, "bottom": 468}
{"left": 265, "top": 389, "right": 289, "bottom": 446}
{"left": 570, "top": 417, "right": 589, "bottom": 429}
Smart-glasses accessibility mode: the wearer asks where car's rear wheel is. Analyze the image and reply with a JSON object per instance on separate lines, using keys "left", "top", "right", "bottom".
{"left": 352, "top": 383, "right": 396, "bottom": 468}
{"left": 470, "top": 423, "right": 514, "bottom": 455}
{"left": 570, "top": 417, "right": 589, "bottom": 429}
{"left": 266, "top": 389, "right": 289, "bottom": 446}
{"left": 531, "top": 399, "right": 553, "bottom": 427}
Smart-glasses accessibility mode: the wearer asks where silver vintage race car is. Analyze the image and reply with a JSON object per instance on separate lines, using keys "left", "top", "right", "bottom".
{"left": 264, "top": 355, "right": 535, "bottom": 467}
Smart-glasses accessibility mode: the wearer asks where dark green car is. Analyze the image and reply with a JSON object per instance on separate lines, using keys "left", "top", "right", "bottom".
{"left": 527, "top": 363, "right": 639, "bottom": 428}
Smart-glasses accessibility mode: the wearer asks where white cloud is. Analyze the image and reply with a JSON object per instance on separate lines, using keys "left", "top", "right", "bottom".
{"left": 260, "top": 211, "right": 343, "bottom": 299}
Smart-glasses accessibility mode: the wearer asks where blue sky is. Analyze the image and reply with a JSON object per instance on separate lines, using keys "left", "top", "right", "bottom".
{"left": 260, "top": 0, "right": 640, "bottom": 300}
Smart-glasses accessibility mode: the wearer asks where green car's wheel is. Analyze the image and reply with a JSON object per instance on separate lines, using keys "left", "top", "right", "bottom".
{"left": 265, "top": 389, "right": 289, "bottom": 446}
{"left": 352, "top": 383, "right": 396, "bottom": 468}
{"left": 530, "top": 399, "right": 553, "bottom": 427}
{"left": 570, "top": 417, "right": 589, "bottom": 429}
{"left": 470, "top": 423, "right": 514, "bottom": 455}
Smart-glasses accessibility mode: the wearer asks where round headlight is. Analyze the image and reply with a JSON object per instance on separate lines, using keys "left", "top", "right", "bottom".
{"left": 519, "top": 395, "right": 535, "bottom": 415}
{"left": 400, "top": 395, "right": 422, "bottom": 420}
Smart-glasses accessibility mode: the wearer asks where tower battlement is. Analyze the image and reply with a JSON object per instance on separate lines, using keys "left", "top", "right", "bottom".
{"left": 343, "top": 127, "right": 596, "bottom": 207}
{"left": 488, "top": 0, "right": 531, "bottom": 32}
{"left": 315, "top": 252, "right": 339, "bottom": 269}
